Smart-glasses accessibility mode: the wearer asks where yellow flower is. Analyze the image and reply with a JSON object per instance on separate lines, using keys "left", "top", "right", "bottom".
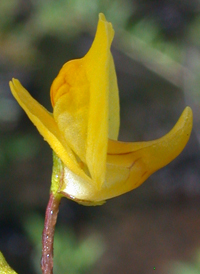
{"left": 9, "top": 13, "right": 193, "bottom": 205}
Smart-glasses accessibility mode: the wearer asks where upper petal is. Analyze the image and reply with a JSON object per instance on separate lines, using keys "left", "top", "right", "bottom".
{"left": 51, "top": 13, "right": 120, "bottom": 189}
{"left": 84, "top": 13, "right": 120, "bottom": 187}
{"left": 84, "top": 13, "right": 120, "bottom": 141}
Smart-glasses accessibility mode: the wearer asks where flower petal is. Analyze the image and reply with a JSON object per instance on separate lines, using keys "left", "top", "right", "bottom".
{"left": 108, "top": 53, "right": 120, "bottom": 140}
{"left": 9, "top": 79, "right": 92, "bottom": 183}
{"left": 59, "top": 107, "right": 192, "bottom": 203}
{"left": 84, "top": 13, "right": 119, "bottom": 188}
{"left": 51, "top": 13, "right": 119, "bottom": 189}
{"left": 85, "top": 14, "right": 120, "bottom": 141}
{"left": 51, "top": 59, "right": 89, "bottom": 164}
{"left": 105, "top": 106, "right": 193, "bottom": 199}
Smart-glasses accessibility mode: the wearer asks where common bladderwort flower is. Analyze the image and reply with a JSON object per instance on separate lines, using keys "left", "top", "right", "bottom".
{"left": 10, "top": 13, "right": 193, "bottom": 205}
{"left": 9, "top": 13, "right": 192, "bottom": 274}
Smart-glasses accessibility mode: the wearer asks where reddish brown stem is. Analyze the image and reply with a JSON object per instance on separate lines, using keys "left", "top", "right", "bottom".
{"left": 41, "top": 193, "right": 61, "bottom": 274}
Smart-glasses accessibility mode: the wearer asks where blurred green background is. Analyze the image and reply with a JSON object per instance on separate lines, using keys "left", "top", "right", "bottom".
{"left": 1, "top": 0, "right": 200, "bottom": 273}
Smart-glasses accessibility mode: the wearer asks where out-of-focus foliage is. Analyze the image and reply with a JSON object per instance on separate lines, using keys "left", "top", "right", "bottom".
{"left": 1, "top": 0, "right": 200, "bottom": 107}
{"left": 0, "top": 0, "right": 198, "bottom": 68}
{"left": 167, "top": 249, "right": 200, "bottom": 274}
{"left": 24, "top": 214, "right": 105, "bottom": 274}
{"left": 0, "top": 0, "right": 132, "bottom": 67}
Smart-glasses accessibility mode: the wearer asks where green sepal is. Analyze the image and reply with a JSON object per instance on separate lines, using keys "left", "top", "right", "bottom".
{"left": 50, "top": 152, "right": 63, "bottom": 198}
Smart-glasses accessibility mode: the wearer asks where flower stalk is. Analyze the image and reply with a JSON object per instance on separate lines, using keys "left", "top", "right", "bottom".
{"left": 41, "top": 193, "right": 61, "bottom": 274}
